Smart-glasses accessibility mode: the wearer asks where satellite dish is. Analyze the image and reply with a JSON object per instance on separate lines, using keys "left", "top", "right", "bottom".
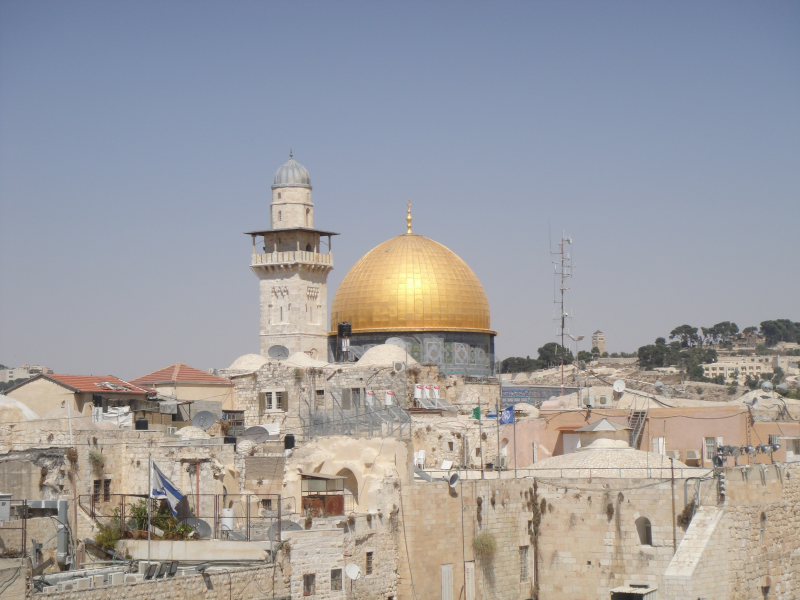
{"left": 613, "top": 380, "right": 626, "bottom": 394}
{"left": 385, "top": 337, "right": 407, "bottom": 350}
{"left": 776, "top": 383, "right": 789, "bottom": 394}
{"left": 192, "top": 411, "right": 216, "bottom": 430}
{"left": 448, "top": 472, "right": 460, "bottom": 488}
{"left": 183, "top": 518, "right": 212, "bottom": 538}
{"left": 761, "top": 381, "right": 773, "bottom": 392}
{"left": 268, "top": 345, "right": 290, "bottom": 360}
{"left": 244, "top": 425, "right": 271, "bottom": 444}
{"left": 345, "top": 563, "right": 362, "bottom": 580}
{"left": 267, "top": 520, "right": 303, "bottom": 542}
{"left": 654, "top": 381, "right": 664, "bottom": 394}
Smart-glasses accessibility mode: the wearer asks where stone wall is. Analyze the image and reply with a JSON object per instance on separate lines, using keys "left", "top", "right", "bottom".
{"left": 37, "top": 563, "right": 287, "bottom": 600}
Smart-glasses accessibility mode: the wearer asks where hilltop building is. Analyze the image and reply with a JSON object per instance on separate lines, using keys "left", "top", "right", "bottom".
{"left": 592, "top": 329, "right": 606, "bottom": 354}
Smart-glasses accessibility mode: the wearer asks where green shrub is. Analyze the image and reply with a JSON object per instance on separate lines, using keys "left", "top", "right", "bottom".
{"left": 95, "top": 524, "right": 121, "bottom": 551}
{"left": 88, "top": 450, "right": 105, "bottom": 468}
{"left": 472, "top": 532, "right": 496, "bottom": 557}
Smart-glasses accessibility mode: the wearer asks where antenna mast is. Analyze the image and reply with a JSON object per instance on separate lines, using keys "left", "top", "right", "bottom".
{"left": 551, "top": 231, "right": 573, "bottom": 395}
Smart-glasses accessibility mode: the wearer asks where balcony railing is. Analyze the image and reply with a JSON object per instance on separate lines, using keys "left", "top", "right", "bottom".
{"left": 251, "top": 251, "right": 332, "bottom": 266}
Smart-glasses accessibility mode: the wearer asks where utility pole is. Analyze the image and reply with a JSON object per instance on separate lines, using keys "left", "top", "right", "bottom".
{"left": 551, "top": 232, "right": 573, "bottom": 396}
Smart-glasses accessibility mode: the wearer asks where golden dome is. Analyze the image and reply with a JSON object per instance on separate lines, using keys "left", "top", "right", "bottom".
{"left": 330, "top": 233, "right": 493, "bottom": 334}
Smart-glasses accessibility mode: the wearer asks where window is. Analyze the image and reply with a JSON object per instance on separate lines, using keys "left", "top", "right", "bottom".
{"left": 365, "top": 551, "right": 373, "bottom": 575}
{"left": 351, "top": 388, "right": 361, "bottom": 408}
{"left": 278, "top": 210, "right": 282, "bottom": 221}
{"left": 636, "top": 517, "right": 652, "bottom": 546}
{"left": 277, "top": 192, "right": 281, "bottom": 199}
{"left": 448, "top": 441, "right": 454, "bottom": 451}
{"left": 316, "top": 389, "right": 325, "bottom": 409}
{"left": 475, "top": 448, "right": 481, "bottom": 457}
{"left": 305, "top": 208, "right": 310, "bottom": 226}
{"left": 261, "top": 499, "right": 272, "bottom": 510}
{"left": 303, "top": 573, "right": 315, "bottom": 596}
{"left": 759, "top": 512, "right": 766, "bottom": 544}
{"left": 519, "top": 545, "right": 529, "bottom": 582}
{"left": 265, "top": 392, "right": 273, "bottom": 410}
{"left": 330, "top": 568, "right": 342, "bottom": 591}
{"left": 275, "top": 391, "right": 284, "bottom": 411}
{"left": 704, "top": 437, "right": 719, "bottom": 460}
{"left": 652, "top": 437, "right": 665, "bottom": 455}
{"left": 103, "top": 479, "right": 111, "bottom": 502}
{"left": 93, "top": 480, "right": 101, "bottom": 503}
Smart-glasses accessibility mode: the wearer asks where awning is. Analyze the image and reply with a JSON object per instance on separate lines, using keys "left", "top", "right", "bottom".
{"left": 300, "top": 473, "right": 346, "bottom": 480}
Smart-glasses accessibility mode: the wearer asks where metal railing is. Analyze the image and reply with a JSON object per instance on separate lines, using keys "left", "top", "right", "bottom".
{"left": 303, "top": 390, "right": 412, "bottom": 439}
{"left": 414, "top": 467, "right": 715, "bottom": 481}
{"left": 80, "top": 493, "right": 288, "bottom": 542}
{"left": 252, "top": 251, "right": 332, "bottom": 266}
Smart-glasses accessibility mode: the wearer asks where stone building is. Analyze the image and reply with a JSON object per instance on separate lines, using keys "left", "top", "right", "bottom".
{"left": 592, "top": 330, "right": 606, "bottom": 355}
{"left": 245, "top": 153, "right": 337, "bottom": 360}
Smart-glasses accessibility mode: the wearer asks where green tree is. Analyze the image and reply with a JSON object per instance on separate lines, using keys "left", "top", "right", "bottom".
{"left": 576, "top": 350, "right": 593, "bottom": 363}
{"left": 772, "top": 367, "right": 785, "bottom": 386}
{"left": 537, "top": 343, "right": 573, "bottom": 367}
{"left": 670, "top": 325, "right": 700, "bottom": 348}
{"left": 501, "top": 356, "right": 543, "bottom": 374}
{"left": 742, "top": 326, "right": 758, "bottom": 335}
{"left": 759, "top": 320, "right": 800, "bottom": 346}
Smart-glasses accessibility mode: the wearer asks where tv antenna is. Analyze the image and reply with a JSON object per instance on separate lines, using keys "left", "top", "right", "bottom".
{"left": 551, "top": 231, "right": 573, "bottom": 395}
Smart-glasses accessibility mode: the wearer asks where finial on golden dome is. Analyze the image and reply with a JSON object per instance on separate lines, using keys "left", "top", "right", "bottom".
{"left": 406, "top": 200, "right": 412, "bottom": 234}
{"left": 289, "top": 148, "right": 293, "bottom": 159}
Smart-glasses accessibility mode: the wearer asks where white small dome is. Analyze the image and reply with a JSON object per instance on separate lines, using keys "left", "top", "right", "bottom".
{"left": 272, "top": 153, "right": 311, "bottom": 189}
{"left": 0, "top": 394, "right": 39, "bottom": 423}
{"left": 357, "top": 344, "right": 417, "bottom": 367}
{"left": 229, "top": 354, "right": 268, "bottom": 370}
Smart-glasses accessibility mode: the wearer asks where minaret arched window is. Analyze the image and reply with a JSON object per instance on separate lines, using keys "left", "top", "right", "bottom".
{"left": 277, "top": 192, "right": 281, "bottom": 199}
{"left": 305, "top": 208, "right": 310, "bottom": 226}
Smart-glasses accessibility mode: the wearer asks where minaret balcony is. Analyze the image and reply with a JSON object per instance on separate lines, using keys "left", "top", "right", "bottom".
{"left": 251, "top": 250, "right": 333, "bottom": 269}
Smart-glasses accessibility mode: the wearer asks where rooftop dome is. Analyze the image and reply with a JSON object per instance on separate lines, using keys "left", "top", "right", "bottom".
{"left": 528, "top": 448, "right": 688, "bottom": 478}
{"left": 272, "top": 152, "right": 311, "bottom": 189}
{"left": 330, "top": 234, "right": 493, "bottom": 334}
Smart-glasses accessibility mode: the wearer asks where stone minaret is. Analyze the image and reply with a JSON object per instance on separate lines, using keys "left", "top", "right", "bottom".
{"left": 246, "top": 153, "right": 336, "bottom": 359}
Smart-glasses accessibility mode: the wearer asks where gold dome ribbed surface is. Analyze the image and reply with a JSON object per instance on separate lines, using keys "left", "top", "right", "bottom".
{"left": 330, "top": 234, "right": 493, "bottom": 334}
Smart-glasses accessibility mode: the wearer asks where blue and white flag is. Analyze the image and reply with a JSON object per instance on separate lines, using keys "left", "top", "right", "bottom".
{"left": 499, "top": 405, "right": 514, "bottom": 425}
{"left": 151, "top": 462, "right": 184, "bottom": 517}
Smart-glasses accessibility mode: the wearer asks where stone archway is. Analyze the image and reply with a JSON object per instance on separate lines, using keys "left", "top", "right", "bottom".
{"left": 336, "top": 468, "right": 359, "bottom": 509}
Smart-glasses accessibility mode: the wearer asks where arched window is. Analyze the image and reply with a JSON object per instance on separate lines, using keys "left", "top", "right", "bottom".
{"left": 277, "top": 192, "right": 281, "bottom": 199}
{"left": 636, "top": 517, "right": 652, "bottom": 546}
{"left": 760, "top": 512, "right": 766, "bottom": 544}
{"left": 337, "top": 468, "right": 359, "bottom": 507}
{"left": 306, "top": 243, "right": 312, "bottom": 251}
{"left": 305, "top": 208, "right": 310, "bottom": 226}
{"left": 278, "top": 210, "right": 282, "bottom": 221}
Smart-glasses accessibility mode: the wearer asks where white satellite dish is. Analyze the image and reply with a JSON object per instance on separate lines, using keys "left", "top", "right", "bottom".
{"left": 612, "top": 380, "right": 626, "bottom": 393}
{"left": 267, "top": 520, "right": 303, "bottom": 542}
{"left": 654, "top": 381, "right": 664, "bottom": 394}
{"left": 776, "top": 383, "right": 789, "bottom": 394}
{"left": 761, "top": 381, "right": 773, "bottom": 392}
{"left": 192, "top": 411, "right": 216, "bottom": 430}
{"left": 268, "top": 345, "right": 290, "bottom": 360}
{"left": 345, "top": 563, "right": 361, "bottom": 580}
{"left": 447, "top": 472, "right": 460, "bottom": 488}
{"left": 244, "top": 425, "right": 271, "bottom": 444}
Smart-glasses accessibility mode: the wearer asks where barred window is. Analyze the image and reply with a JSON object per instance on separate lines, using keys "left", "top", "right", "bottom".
{"left": 275, "top": 391, "right": 284, "bottom": 411}
{"left": 365, "top": 551, "right": 373, "bottom": 575}
{"left": 519, "top": 545, "right": 529, "bottom": 582}
{"left": 330, "top": 568, "right": 342, "bottom": 591}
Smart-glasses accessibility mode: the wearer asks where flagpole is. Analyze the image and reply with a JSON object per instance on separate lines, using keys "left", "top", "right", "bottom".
{"left": 513, "top": 405, "right": 517, "bottom": 478}
{"left": 479, "top": 379, "right": 484, "bottom": 480}
{"left": 496, "top": 379, "right": 501, "bottom": 474}
{"left": 148, "top": 453, "right": 151, "bottom": 566}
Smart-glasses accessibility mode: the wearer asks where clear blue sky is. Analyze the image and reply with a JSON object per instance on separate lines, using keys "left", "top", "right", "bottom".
{"left": 1, "top": 1, "right": 798, "bottom": 378}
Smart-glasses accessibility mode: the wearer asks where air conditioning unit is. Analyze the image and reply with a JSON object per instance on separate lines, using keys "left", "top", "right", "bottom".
{"left": 167, "top": 427, "right": 178, "bottom": 435}
{"left": 598, "top": 395, "right": 611, "bottom": 406}
{"left": 498, "top": 456, "right": 508, "bottom": 469}
{"left": 57, "top": 582, "right": 75, "bottom": 592}
{"left": 91, "top": 575, "right": 105, "bottom": 587}
{"left": 75, "top": 578, "right": 91, "bottom": 590}
{"left": 124, "top": 574, "right": 144, "bottom": 583}
{"left": 43, "top": 587, "right": 57, "bottom": 593}
{"left": 109, "top": 572, "right": 125, "bottom": 585}
{"left": 665, "top": 450, "right": 680, "bottom": 460}
{"left": 685, "top": 449, "right": 700, "bottom": 461}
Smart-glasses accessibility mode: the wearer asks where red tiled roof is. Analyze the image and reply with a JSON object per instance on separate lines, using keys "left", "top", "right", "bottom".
{"left": 129, "top": 363, "right": 231, "bottom": 386}
{"left": 45, "top": 374, "right": 151, "bottom": 395}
